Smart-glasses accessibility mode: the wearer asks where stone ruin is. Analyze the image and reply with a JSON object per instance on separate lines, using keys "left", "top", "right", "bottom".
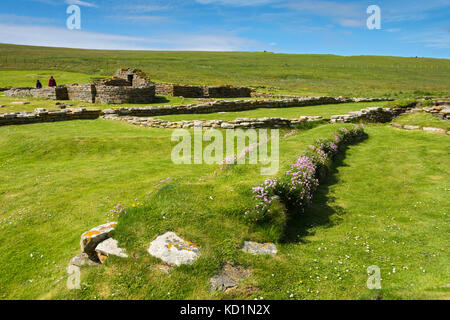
{"left": 155, "top": 83, "right": 253, "bottom": 98}
{"left": 4, "top": 68, "right": 253, "bottom": 103}
{"left": 5, "top": 69, "right": 156, "bottom": 104}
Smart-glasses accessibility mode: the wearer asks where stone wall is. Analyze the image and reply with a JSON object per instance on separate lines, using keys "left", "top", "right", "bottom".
{"left": 95, "top": 85, "right": 156, "bottom": 104}
{"left": 3, "top": 69, "right": 156, "bottom": 104}
{"left": 154, "top": 83, "right": 252, "bottom": 98}
{"left": 66, "top": 84, "right": 97, "bottom": 103}
{"left": 330, "top": 103, "right": 416, "bottom": 123}
{"left": 103, "top": 96, "right": 385, "bottom": 117}
{"left": 422, "top": 101, "right": 449, "bottom": 120}
{"left": 103, "top": 102, "right": 415, "bottom": 129}
{"left": 5, "top": 81, "right": 155, "bottom": 105}
{"left": 103, "top": 114, "right": 323, "bottom": 129}
{"left": 155, "top": 83, "right": 205, "bottom": 97}
{"left": 5, "top": 86, "right": 69, "bottom": 100}
{"left": 206, "top": 86, "right": 253, "bottom": 98}
{"left": 0, "top": 108, "right": 102, "bottom": 127}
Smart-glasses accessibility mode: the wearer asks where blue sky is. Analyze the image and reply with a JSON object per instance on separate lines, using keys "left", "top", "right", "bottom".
{"left": 0, "top": 0, "right": 449, "bottom": 58}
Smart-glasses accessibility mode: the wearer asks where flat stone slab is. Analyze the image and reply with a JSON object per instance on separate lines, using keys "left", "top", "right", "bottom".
{"left": 69, "top": 253, "right": 100, "bottom": 267}
{"left": 210, "top": 263, "right": 251, "bottom": 292}
{"left": 147, "top": 232, "right": 200, "bottom": 266}
{"left": 80, "top": 221, "right": 117, "bottom": 257}
{"left": 422, "top": 127, "right": 446, "bottom": 134}
{"left": 95, "top": 238, "right": 128, "bottom": 258}
{"left": 403, "top": 125, "right": 421, "bottom": 130}
{"left": 242, "top": 241, "right": 277, "bottom": 255}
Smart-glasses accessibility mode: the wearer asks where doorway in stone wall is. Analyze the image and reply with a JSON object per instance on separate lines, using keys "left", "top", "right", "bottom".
{"left": 128, "top": 75, "right": 134, "bottom": 86}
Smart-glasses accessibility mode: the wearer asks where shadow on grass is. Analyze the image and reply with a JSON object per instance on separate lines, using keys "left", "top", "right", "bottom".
{"left": 280, "top": 143, "right": 358, "bottom": 244}
{"left": 151, "top": 96, "right": 170, "bottom": 104}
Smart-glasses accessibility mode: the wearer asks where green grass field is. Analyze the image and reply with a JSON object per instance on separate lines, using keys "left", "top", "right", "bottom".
{"left": 0, "top": 119, "right": 448, "bottom": 300}
{"left": 0, "top": 44, "right": 449, "bottom": 300}
{"left": 1, "top": 44, "right": 449, "bottom": 98}
{"left": 156, "top": 101, "right": 387, "bottom": 121}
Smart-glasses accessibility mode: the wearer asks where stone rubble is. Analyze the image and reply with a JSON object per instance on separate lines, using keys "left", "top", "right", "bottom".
{"left": 391, "top": 123, "right": 449, "bottom": 135}
{"left": 209, "top": 263, "right": 251, "bottom": 292}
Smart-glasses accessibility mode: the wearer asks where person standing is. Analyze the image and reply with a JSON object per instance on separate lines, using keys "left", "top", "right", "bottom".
{"left": 48, "top": 76, "right": 57, "bottom": 87}
{"left": 36, "top": 80, "right": 42, "bottom": 89}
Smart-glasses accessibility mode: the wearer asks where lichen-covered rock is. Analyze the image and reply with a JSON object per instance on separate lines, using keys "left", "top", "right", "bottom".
{"left": 95, "top": 238, "right": 128, "bottom": 258}
{"left": 242, "top": 241, "right": 277, "bottom": 255}
{"left": 147, "top": 232, "right": 200, "bottom": 266}
{"left": 80, "top": 222, "right": 117, "bottom": 257}
{"left": 210, "top": 264, "right": 251, "bottom": 292}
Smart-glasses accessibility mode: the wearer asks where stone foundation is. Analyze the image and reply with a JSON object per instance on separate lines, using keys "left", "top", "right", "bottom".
{"left": 67, "top": 84, "right": 97, "bottom": 103}
{"left": 104, "top": 103, "right": 416, "bottom": 129}
{"left": 0, "top": 108, "right": 102, "bottom": 126}
{"left": 5, "top": 86, "right": 69, "bottom": 100}
{"left": 3, "top": 68, "right": 156, "bottom": 104}
{"left": 103, "top": 96, "right": 386, "bottom": 117}
{"left": 330, "top": 103, "right": 417, "bottom": 123}
{"left": 95, "top": 85, "right": 155, "bottom": 104}
{"left": 422, "top": 101, "right": 450, "bottom": 120}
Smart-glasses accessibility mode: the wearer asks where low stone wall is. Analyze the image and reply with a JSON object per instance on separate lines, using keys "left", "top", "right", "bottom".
{"left": 422, "top": 103, "right": 449, "bottom": 120}
{"left": 155, "top": 83, "right": 205, "bottom": 97}
{"left": 6, "top": 84, "right": 156, "bottom": 104}
{"left": 0, "top": 87, "right": 12, "bottom": 92}
{"left": 391, "top": 122, "right": 449, "bottom": 135}
{"left": 0, "top": 108, "right": 102, "bottom": 127}
{"left": 103, "top": 114, "right": 323, "bottom": 129}
{"left": 4, "top": 86, "right": 69, "bottom": 100}
{"left": 67, "top": 84, "right": 97, "bottom": 103}
{"left": 103, "top": 96, "right": 384, "bottom": 117}
{"left": 206, "top": 86, "right": 253, "bottom": 98}
{"left": 330, "top": 103, "right": 416, "bottom": 123}
{"left": 104, "top": 102, "right": 415, "bottom": 129}
{"left": 155, "top": 83, "right": 252, "bottom": 98}
{"left": 95, "top": 85, "right": 156, "bottom": 104}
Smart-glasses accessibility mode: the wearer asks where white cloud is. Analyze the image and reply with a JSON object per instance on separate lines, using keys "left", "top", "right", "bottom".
{"left": 111, "top": 15, "right": 171, "bottom": 24}
{"left": 0, "top": 23, "right": 259, "bottom": 51}
{"left": 336, "top": 19, "right": 364, "bottom": 28}
{"left": 0, "top": 14, "right": 57, "bottom": 24}
{"left": 278, "top": 0, "right": 362, "bottom": 18}
{"left": 116, "top": 4, "right": 172, "bottom": 13}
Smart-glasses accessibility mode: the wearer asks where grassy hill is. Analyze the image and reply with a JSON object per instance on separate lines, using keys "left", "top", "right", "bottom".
{"left": 1, "top": 43, "right": 449, "bottom": 98}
